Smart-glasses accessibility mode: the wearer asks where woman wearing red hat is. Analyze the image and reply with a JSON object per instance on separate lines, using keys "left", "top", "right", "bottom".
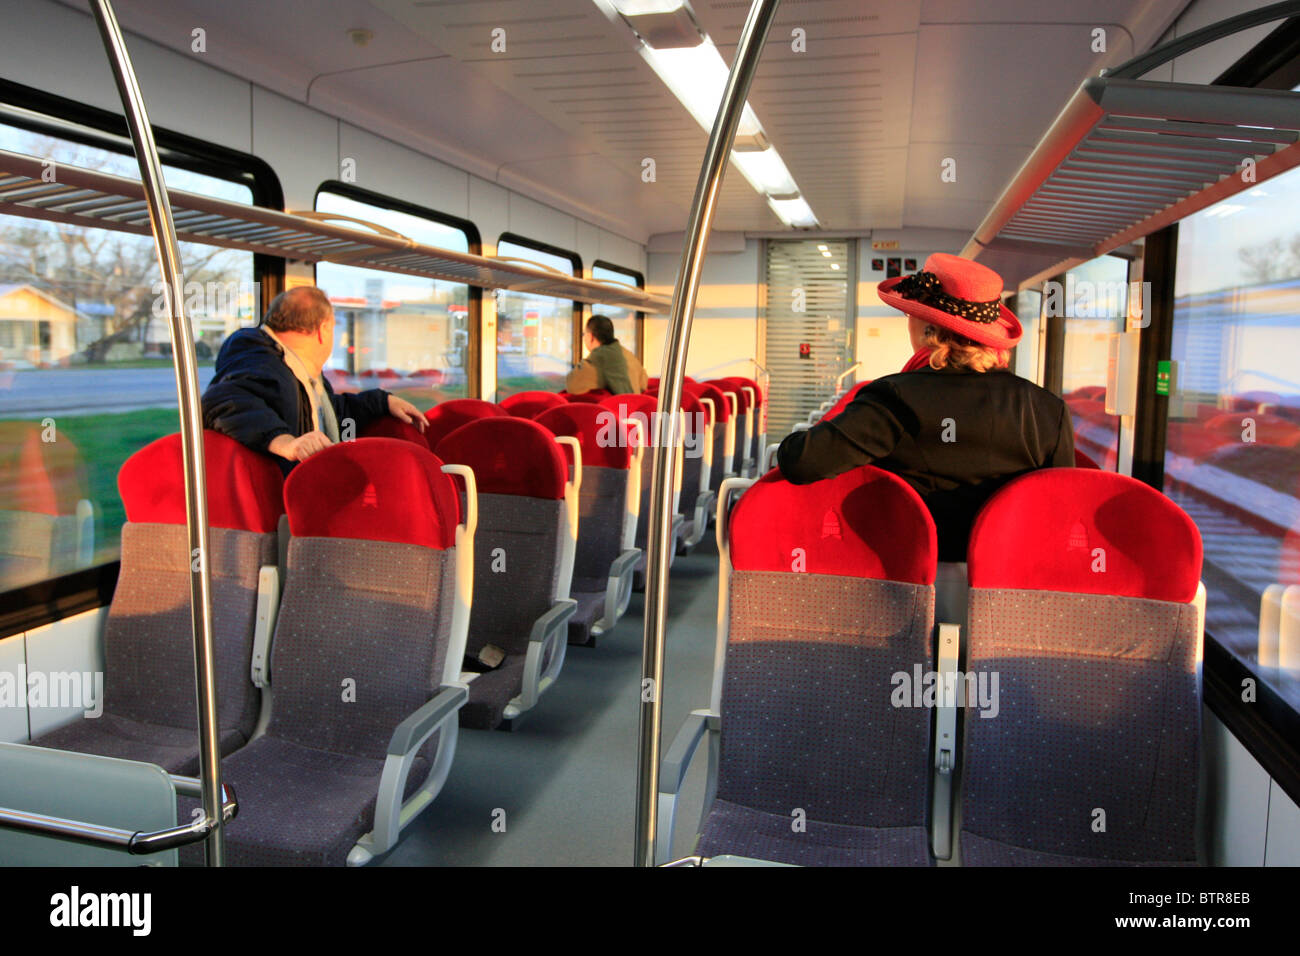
{"left": 777, "top": 253, "right": 1075, "bottom": 561}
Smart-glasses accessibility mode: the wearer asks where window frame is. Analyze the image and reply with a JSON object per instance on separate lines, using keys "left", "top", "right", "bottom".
{"left": 312, "top": 180, "right": 482, "bottom": 400}
{"left": 0, "top": 79, "right": 285, "bottom": 640}
{"left": 495, "top": 232, "right": 582, "bottom": 398}
{"left": 592, "top": 259, "right": 646, "bottom": 358}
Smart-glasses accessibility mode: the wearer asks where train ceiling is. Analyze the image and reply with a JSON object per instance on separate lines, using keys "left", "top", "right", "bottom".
{"left": 46, "top": 0, "right": 1252, "bottom": 244}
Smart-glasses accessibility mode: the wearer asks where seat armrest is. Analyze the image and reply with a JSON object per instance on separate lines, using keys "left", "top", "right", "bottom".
{"left": 609, "top": 547, "right": 640, "bottom": 581}
{"left": 529, "top": 598, "right": 578, "bottom": 646}
{"left": 250, "top": 565, "right": 280, "bottom": 689}
{"left": 655, "top": 709, "right": 719, "bottom": 865}
{"left": 357, "top": 685, "right": 468, "bottom": 863}
{"left": 511, "top": 599, "right": 577, "bottom": 716}
{"left": 594, "top": 549, "right": 641, "bottom": 635}
{"left": 386, "top": 685, "right": 468, "bottom": 758}
{"left": 661, "top": 709, "right": 716, "bottom": 797}
{"left": 931, "top": 622, "right": 960, "bottom": 861}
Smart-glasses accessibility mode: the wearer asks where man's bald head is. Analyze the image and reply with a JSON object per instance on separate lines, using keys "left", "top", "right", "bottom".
{"left": 263, "top": 286, "right": 333, "bottom": 335}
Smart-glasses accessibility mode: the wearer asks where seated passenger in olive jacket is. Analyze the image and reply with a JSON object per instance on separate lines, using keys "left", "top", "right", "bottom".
{"left": 565, "top": 314, "right": 648, "bottom": 396}
{"left": 778, "top": 254, "right": 1074, "bottom": 561}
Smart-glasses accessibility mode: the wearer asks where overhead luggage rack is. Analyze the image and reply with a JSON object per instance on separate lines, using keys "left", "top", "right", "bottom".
{"left": 0, "top": 148, "right": 669, "bottom": 312}
{"left": 963, "top": 76, "right": 1300, "bottom": 289}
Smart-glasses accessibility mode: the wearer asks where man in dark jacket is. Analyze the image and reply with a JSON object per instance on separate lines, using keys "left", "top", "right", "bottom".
{"left": 202, "top": 286, "right": 426, "bottom": 471}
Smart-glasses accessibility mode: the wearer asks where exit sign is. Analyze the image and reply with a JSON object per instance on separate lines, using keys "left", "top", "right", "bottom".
{"left": 871, "top": 239, "right": 900, "bottom": 250}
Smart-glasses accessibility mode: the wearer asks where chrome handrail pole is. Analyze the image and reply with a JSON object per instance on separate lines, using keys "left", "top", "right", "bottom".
{"left": 636, "top": 0, "right": 782, "bottom": 867}
{"left": 88, "top": 0, "right": 225, "bottom": 866}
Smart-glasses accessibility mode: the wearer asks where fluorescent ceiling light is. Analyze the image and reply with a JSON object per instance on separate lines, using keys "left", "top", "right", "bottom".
{"left": 639, "top": 40, "right": 762, "bottom": 138}
{"left": 610, "top": 0, "right": 684, "bottom": 13}
{"left": 730, "top": 147, "right": 796, "bottom": 197}
{"left": 830, "top": 263, "right": 840, "bottom": 270}
{"left": 767, "top": 196, "right": 818, "bottom": 228}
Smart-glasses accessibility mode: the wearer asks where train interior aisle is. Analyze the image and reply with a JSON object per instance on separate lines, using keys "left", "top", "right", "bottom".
{"left": 383, "top": 543, "right": 719, "bottom": 866}
{"left": 1, "top": 0, "right": 1300, "bottom": 887}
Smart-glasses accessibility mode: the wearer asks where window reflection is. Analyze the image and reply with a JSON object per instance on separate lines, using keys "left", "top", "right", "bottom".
{"left": 1164, "top": 164, "right": 1300, "bottom": 709}
{"left": 592, "top": 262, "right": 642, "bottom": 356}
{"left": 495, "top": 238, "right": 577, "bottom": 401}
{"left": 1060, "top": 255, "right": 1128, "bottom": 470}
{"left": 315, "top": 191, "right": 471, "bottom": 410}
{"left": 0, "top": 121, "right": 254, "bottom": 591}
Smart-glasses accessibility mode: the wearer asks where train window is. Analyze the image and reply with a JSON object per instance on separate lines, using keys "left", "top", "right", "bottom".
{"left": 592, "top": 261, "right": 645, "bottom": 357}
{"left": 495, "top": 235, "right": 580, "bottom": 400}
{"left": 0, "top": 116, "right": 257, "bottom": 595}
{"left": 1060, "top": 254, "right": 1128, "bottom": 470}
{"left": 315, "top": 187, "right": 473, "bottom": 410}
{"left": 1012, "top": 287, "right": 1042, "bottom": 383}
{"left": 1164, "top": 162, "right": 1300, "bottom": 713}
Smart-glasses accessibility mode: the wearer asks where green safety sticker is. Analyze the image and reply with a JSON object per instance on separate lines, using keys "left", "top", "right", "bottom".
{"left": 1156, "top": 360, "right": 1171, "bottom": 396}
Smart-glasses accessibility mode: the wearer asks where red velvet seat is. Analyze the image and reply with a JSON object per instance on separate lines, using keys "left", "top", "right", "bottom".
{"left": 534, "top": 404, "right": 640, "bottom": 645}
{"left": 424, "top": 399, "right": 509, "bottom": 452}
{"left": 961, "top": 469, "right": 1203, "bottom": 865}
{"left": 661, "top": 465, "right": 938, "bottom": 866}
{"left": 435, "top": 418, "right": 576, "bottom": 729}
{"left": 215, "top": 437, "right": 468, "bottom": 865}
{"left": 645, "top": 385, "right": 714, "bottom": 551}
{"left": 31, "top": 431, "right": 284, "bottom": 776}
{"left": 500, "top": 390, "right": 568, "bottom": 419}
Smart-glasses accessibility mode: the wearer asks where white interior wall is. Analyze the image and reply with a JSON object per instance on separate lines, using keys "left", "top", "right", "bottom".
{"left": 644, "top": 237, "right": 762, "bottom": 383}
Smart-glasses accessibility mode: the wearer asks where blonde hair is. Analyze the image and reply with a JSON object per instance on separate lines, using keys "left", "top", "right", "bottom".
{"left": 920, "top": 323, "right": 1009, "bottom": 372}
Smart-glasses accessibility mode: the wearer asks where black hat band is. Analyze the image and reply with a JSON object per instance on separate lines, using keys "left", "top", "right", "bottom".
{"left": 894, "top": 271, "right": 1001, "bottom": 324}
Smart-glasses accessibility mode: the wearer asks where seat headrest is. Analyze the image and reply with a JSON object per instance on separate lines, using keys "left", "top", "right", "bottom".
{"left": 500, "top": 390, "right": 568, "bottom": 419}
{"left": 968, "top": 469, "right": 1202, "bottom": 603}
{"left": 424, "top": 399, "right": 508, "bottom": 451}
{"left": 685, "top": 382, "right": 730, "bottom": 422}
{"left": 535, "top": 403, "right": 633, "bottom": 469}
{"left": 729, "top": 466, "right": 937, "bottom": 585}
{"left": 0, "top": 421, "right": 89, "bottom": 516}
{"left": 705, "top": 379, "right": 749, "bottom": 412}
{"left": 721, "top": 376, "right": 762, "bottom": 406}
{"left": 563, "top": 389, "right": 611, "bottom": 404}
{"left": 1073, "top": 448, "right": 1101, "bottom": 469}
{"left": 435, "top": 418, "right": 566, "bottom": 500}
{"left": 118, "top": 431, "right": 285, "bottom": 533}
{"left": 645, "top": 386, "right": 705, "bottom": 424}
{"left": 601, "top": 394, "right": 680, "bottom": 448}
{"left": 360, "top": 416, "right": 430, "bottom": 448}
{"left": 284, "top": 438, "right": 459, "bottom": 549}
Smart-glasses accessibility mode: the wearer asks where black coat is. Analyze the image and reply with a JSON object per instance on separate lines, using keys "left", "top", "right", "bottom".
{"left": 777, "top": 365, "right": 1075, "bottom": 562}
{"left": 202, "top": 327, "right": 391, "bottom": 473}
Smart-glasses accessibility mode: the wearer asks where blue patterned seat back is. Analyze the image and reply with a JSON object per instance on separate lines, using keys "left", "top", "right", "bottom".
{"left": 699, "top": 465, "right": 938, "bottom": 866}
{"left": 961, "top": 469, "right": 1204, "bottom": 865}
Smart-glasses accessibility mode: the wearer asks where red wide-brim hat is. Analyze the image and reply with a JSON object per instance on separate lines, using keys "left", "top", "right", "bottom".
{"left": 877, "top": 252, "right": 1022, "bottom": 350}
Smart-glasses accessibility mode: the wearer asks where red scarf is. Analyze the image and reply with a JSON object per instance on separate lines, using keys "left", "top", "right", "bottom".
{"left": 901, "top": 348, "right": 933, "bottom": 373}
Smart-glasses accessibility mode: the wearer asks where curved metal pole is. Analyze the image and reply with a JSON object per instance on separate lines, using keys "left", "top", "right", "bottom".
{"left": 88, "top": 0, "right": 225, "bottom": 866}
{"left": 636, "top": 0, "right": 781, "bottom": 867}
{"left": 1106, "top": 0, "right": 1300, "bottom": 79}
